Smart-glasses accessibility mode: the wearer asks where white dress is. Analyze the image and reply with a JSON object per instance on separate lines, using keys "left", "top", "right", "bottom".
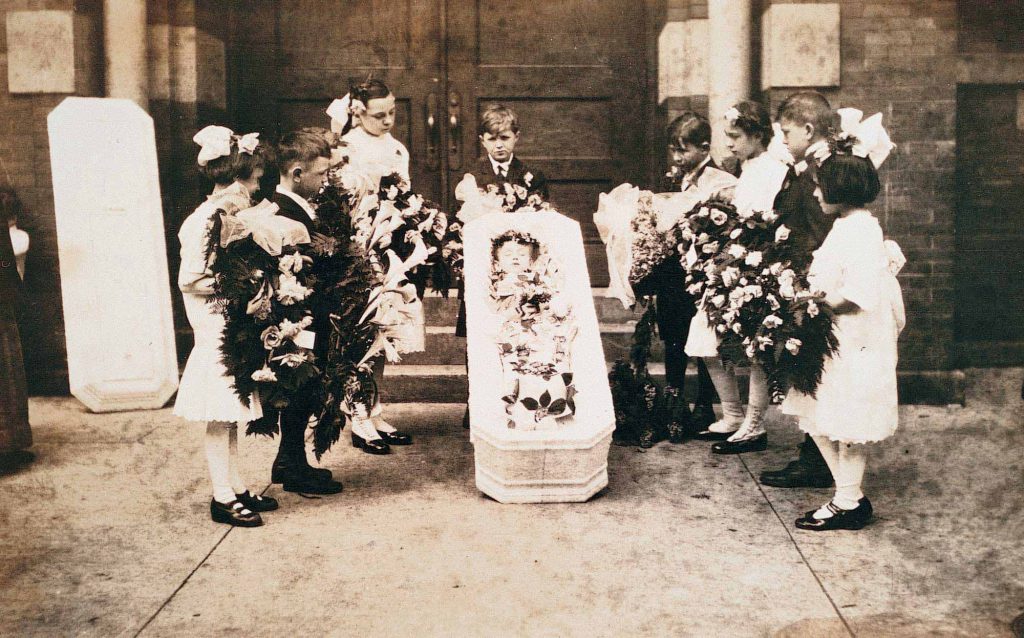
{"left": 341, "top": 126, "right": 423, "bottom": 353}
{"left": 781, "top": 210, "right": 903, "bottom": 443}
{"left": 340, "top": 127, "right": 410, "bottom": 188}
{"left": 685, "top": 152, "right": 788, "bottom": 357}
{"left": 173, "top": 186, "right": 263, "bottom": 424}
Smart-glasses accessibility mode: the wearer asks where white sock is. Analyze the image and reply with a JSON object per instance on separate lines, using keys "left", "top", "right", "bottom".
{"left": 226, "top": 424, "right": 248, "bottom": 495}
{"left": 704, "top": 357, "right": 743, "bottom": 432}
{"left": 204, "top": 422, "right": 235, "bottom": 504}
{"left": 351, "top": 404, "right": 382, "bottom": 440}
{"left": 834, "top": 443, "right": 867, "bottom": 510}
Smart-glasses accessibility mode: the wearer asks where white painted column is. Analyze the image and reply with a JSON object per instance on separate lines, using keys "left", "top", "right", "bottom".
{"left": 707, "top": 0, "right": 752, "bottom": 162}
{"left": 104, "top": 0, "right": 149, "bottom": 108}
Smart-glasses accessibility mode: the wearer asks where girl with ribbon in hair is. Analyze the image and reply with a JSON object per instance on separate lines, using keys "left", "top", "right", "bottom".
{"left": 781, "top": 109, "right": 902, "bottom": 531}
{"left": 690, "top": 100, "right": 791, "bottom": 455}
{"left": 174, "top": 126, "right": 278, "bottom": 527}
{"left": 326, "top": 79, "right": 416, "bottom": 453}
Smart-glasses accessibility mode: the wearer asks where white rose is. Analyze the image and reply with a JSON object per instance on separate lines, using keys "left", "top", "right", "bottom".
{"left": 710, "top": 210, "right": 728, "bottom": 225}
{"left": 702, "top": 241, "right": 720, "bottom": 255}
{"left": 745, "top": 251, "right": 763, "bottom": 267}
{"left": 762, "top": 210, "right": 779, "bottom": 223}
{"left": 732, "top": 323, "right": 743, "bottom": 334}
{"left": 785, "top": 338, "right": 802, "bottom": 355}
{"left": 711, "top": 294, "right": 726, "bottom": 308}
{"left": 728, "top": 244, "right": 746, "bottom": 259}
{"left": 807, "top": 300, "right": 820, "bottom": 318}
{"left": 762, "top": 314, "right": 783, "bottom": 328}
{"left": 729, "top": 228, "right": 743, "bottom": 239}
{"left": 722, "top": 266, "right": 740, "bottom": 287}
{"left": 775, "top": 224, "right": 791, "bottom": 242}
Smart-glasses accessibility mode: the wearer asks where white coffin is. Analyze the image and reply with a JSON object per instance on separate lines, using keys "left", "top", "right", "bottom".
{"left": 48, "top": 98, "right": 179, "bottom": 412}
{"left": 464, "top": 211, "right": 614, "bottom": 503}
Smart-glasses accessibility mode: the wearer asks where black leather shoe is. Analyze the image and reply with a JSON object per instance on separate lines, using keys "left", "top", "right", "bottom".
{"left": 234, "top": 490, "right": 279, "bottom": 512}
{"left": 711, "top": 433, "right": 767, "bottom": 455}
{"left": 281, "top": 473, "right": 343, "bottom": 495}
{"left": 378, "top": 429, "right": 412, "bottom": 445}
{"left": 693, "top": 428, "right": 738, "bottom": 441}
{"left": 210, "top": 499, "right": 263, "bottom": 527}
{"left": 759, "top": 460, "right": 834, "bottom": 488}
{"left": 352, "top": 432, "right": 390, "bottom": 455}
{"left": 271, "top": 456, "right": 332, "bottom": 484}
{"left": 795, "top": 498, "right": 872, "bottom": 531}
{"left": 690, "top": 404, "right": 717, "bottom": 430}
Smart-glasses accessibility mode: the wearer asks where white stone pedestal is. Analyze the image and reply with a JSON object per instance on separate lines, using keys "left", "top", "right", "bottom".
{"left": 48, "top": 98, "right": 179, "bottom": 412}
{"left": 464, "top": 211, "right": 614, "bottom": 503}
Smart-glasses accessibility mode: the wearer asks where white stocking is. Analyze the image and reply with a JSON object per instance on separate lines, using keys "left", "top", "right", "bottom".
{"left": 351, "top": 404, "right": 383, "bottom": 441}
{"left": 834, "top": 443, "right": 867, "bottom": 510}
{"left": 728, "top": 365, "right": 770, "bottom": 441}
{"left": 226, "top": 424, "right": 248, "bottom": 495}
{"left": 704, "top": 357, "right": 744, "bottom": 432}
{"left": 204, "top": 421, "right": 235, "bottom": 504}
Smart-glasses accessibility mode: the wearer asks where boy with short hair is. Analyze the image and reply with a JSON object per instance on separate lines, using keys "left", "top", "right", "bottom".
{"left": 758, "top": 90, "right": 838, "bottom": 489}
{"left": 472, "top": 103, "right": 549, "bottom": 199}
{"left": 268, "top": 130, "right": 342, "bottom": 495}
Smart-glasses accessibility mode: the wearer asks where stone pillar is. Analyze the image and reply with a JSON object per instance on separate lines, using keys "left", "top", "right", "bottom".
{"left": 103, "top": 0, "right": 148, "bottom": 108}
{"left": 707, "top": 0, "right": 752, "bottom": 162}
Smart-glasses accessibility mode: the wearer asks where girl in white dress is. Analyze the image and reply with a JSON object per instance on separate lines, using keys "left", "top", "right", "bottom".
{"left": 174, "top": 126, "right": 277, "bottom": 527}
{"left": 690, "top": 102, "right": 789, "bottom": 453}
{"left": 783, "top": 144, "right": 904, "bottom": 531}
{"left": 326, "top": 80, "right": 416, "bottom": 453}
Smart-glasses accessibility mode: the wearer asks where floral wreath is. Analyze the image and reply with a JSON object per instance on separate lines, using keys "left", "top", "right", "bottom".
{"left": 490, "top": 230, "right": 540, "bottom": 260}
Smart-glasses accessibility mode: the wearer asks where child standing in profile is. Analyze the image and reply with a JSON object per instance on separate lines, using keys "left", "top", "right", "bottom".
{"left": 692, "top": 101, "right": 790, "bottom": 455}
{"left": 326, "top": 79, "right": 415, "bottom": 454}
{"left": 783, "top": 128, "right": 903, "bottom": 531}
{"left": 175, "top": 126, "right": 277, "bottom": 527}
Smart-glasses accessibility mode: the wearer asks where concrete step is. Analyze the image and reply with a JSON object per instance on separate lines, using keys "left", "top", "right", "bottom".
{"left": 393, "top": 323, "right": 662, "bottom": 366}
{"left": 422, "top": 288, "right": 645, "bottom": 326}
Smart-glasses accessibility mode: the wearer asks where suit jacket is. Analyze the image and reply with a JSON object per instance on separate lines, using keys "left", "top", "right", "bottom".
{"left": 772, "top": 166, "right": 831, "bottom": 264}
{"left": 272, "top": 190, "right": 315, "bottom": 233}
{"left": 471, "top": 156, "right": 549, "bottom": 200}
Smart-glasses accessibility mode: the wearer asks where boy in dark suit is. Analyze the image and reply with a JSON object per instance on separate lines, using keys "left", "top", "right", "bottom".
{"left": 269, "top": 130, "right": 342, "bottom": 494}
{"left": 758, "top": 91, "right": 837, "bottom": 489}
{"left": 469, "top": 103, "right": 549, "bottom": 200}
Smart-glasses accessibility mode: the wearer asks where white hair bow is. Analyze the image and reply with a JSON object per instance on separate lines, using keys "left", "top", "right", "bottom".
{"left": 193, "top": 125, "right": 235, "bottom": 166}
{"left": 836, "top": 108, "right": 895, "bottom": 168}
{"left": 236, "top": 132, "right": 260, "bottom": 155}
{"left": 326, "top": 94, "right": 368, "bottom": 134}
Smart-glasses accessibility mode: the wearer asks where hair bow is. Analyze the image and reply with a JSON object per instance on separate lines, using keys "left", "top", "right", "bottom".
{"left": 193, "top": 125, "right": 234, "bottom": 166}
{"left": 723, "top": 107, "right": 741, "bottom": 124}
{"left": 236, "top": 132, "right": 260, "bottom": 155}
{"left": 326, "top": 94, "right": 369, "bottom": 133}
{"left": 836, "top": 108, "right": 895, "bottom": 168}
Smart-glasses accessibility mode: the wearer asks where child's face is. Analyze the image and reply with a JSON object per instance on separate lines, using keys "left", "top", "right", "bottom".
{"left": 480, "top": 127, "right": 519, "bottom": 163}
{"left": 779, "top": 117, "right": 816, "bottom": 159}
{"left": 668, "top": 141, "right": 708, "bottom": 173}
{"left": 496, "top": 241, "right": 533, "bottom": 275}
{"left": 236, "top": 167, "right": 264, "bottom": 200}
{"left": 285, "top": 157, "right": 331, "bottom": 199}
{"left": 724, "top": 124, "right": 762, "bottom": 161}
{"left": 811, "top": 176, "right": 842, "bottom": 215}
{"left": 361, "top": 94, "right": 396, "bottom": 137}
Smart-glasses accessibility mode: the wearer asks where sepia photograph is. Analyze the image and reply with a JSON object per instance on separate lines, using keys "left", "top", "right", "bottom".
{"left": 0, "top": 0, "right": 1022, "bottom": 636}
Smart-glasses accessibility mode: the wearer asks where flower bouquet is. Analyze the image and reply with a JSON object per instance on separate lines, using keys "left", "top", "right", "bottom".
{"left": 209, "top": 198, "right": 321, "bottom": 436}
{"left": 678, "top": 200, "right": 839, "bottom": 400}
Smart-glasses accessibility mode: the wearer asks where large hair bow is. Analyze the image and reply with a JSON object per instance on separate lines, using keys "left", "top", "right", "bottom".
{"left": 193, "top": 125, "right": 235, "bottom": 166}
{"left": 836, "top": 108, "right": 895, "bottom": 169}
{"left": 326, "top": 94, "right": 368, "bottom": 134}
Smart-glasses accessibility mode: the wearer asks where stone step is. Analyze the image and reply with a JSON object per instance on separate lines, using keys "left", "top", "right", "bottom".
{"left": 379, "top": 363, "right": 748, "bottom": 404}
{"left": 421, "top": 288, "right": 645, "bottom": 326}
{"left": 393, "top": 323, "right": 661, "bottom": 366}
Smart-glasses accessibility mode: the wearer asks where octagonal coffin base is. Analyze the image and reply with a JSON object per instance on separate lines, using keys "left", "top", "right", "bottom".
{"left": 471, "top": 422, "right": 614, "bottom": 504}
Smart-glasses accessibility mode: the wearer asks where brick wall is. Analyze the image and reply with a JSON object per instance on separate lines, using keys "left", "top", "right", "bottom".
{"left": 0, "top": 0, "right": 103, "bottom": 393}
{"left": 762, "top": 0, "right": 961, "bottom": 372}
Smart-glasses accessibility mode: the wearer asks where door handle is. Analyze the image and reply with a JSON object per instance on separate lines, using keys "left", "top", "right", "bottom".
{"left": 425, "top": 92, "right": 439, "bottom": 169}
{"left": 448, "top": 90, "right": 461, "bottom": 170}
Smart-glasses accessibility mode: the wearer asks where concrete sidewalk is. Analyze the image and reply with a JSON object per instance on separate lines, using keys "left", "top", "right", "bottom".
{"left": 1, "top": 370, "right": 1022, "bottom": 637}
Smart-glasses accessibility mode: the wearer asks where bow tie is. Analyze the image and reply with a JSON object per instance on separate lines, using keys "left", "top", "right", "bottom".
{"left": 495, "top": 163, "right": 510, "bottom": 178}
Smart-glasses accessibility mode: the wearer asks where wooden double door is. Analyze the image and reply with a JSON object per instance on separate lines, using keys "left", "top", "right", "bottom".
{"left": 230, "top": 0, "right": 654, "bottom": 284}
